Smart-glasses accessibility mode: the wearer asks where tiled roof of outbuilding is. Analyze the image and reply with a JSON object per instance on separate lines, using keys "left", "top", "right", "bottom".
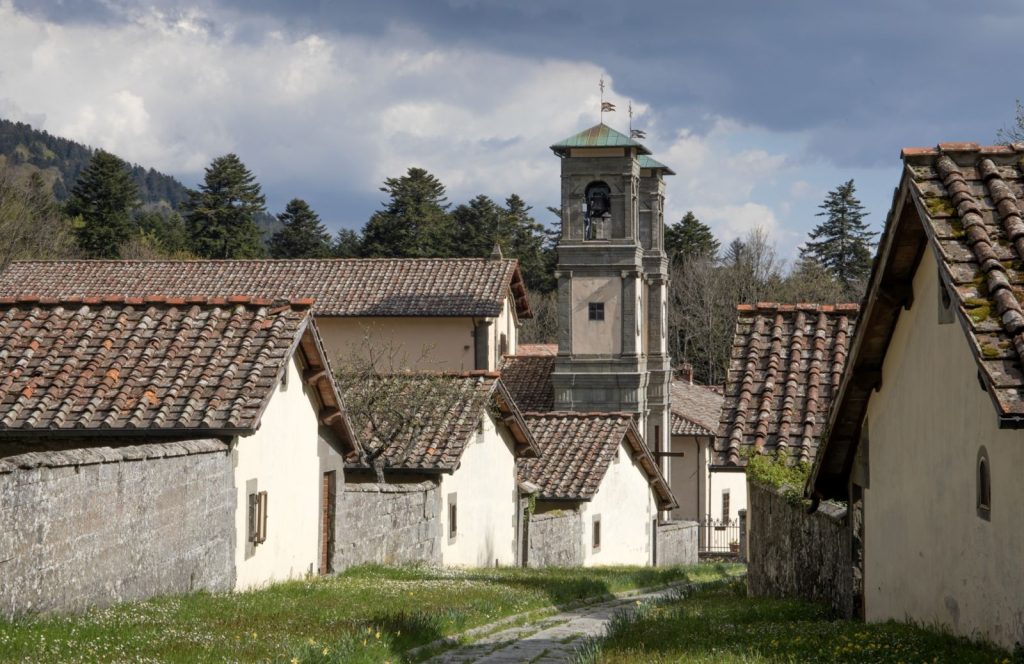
{"left": 342, "top": 373, "right": 538, "bottom": 472}
{"left": 0, "top": 296, "right": 355, "bottom": 446}
{"left": 0, "top": 437, "right": 228, "bottom": 473}
{"left": 814, "top": 144, "right": 1024, "bottom": 500}
{"left": 670, "top": 380, "right": 723, "bottom": 437}
{"left": 0, "top": 258, "right": 531, "bottom": 319}
{"left": 716, "top": 303, "right": 858, "bottom": 467}
{"left": 518, "top": 412, "right": 676, "bottom": 509}
{"left": 499, "top": 352, "right": 555, "bottom": 412}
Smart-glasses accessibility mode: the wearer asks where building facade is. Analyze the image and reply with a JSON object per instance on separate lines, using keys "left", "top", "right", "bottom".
{"left": 549, "top": 124, "right": 674, "bottom": 473}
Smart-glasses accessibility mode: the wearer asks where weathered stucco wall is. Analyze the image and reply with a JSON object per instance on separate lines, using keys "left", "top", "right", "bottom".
{"left": 669, "top": 435, "right": 702, "bottom": 521}
{"left": 570, "top": 276, "right": 621, "bottom": 355}
{"left": 655, "top": 520, "right": 698, "bottom": 566}
{"left": 525, "top": 505, "right": 583, "bottom": 567}
{"left": 863, "top": 248, "right": 1024, "bottom": 649}
{"left": 440, "top": 413, "right": 519, "bottom": 567}
{"left": 317, "top": 317, "right": 483, "bottom": 372}
{"left": 335, "top": 478, "right": 441, "bottom": 568}
{"left": 747, "top": 481, "right": 853, "bottom": 617}
{"left": 581, "top": 439, "right": 656, "bottom": 566}
{"left": 0, "top": 445, "right": 234, "bottom": 617}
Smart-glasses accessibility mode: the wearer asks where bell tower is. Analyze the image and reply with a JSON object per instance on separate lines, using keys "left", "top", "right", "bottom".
{"left": 549, "top": 124, "right": 674, "bottom": 462}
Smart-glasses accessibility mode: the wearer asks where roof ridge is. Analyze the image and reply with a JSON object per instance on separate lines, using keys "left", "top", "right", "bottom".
{"left": 0, "top": 295, "right": 315, "bottom": 308}
{"left": 902, "top": 143, "right": 1024, "bottom": 159}
{"left": 523, "top": 410, "right": 635, "bottom": 418}
{"left": 737, "top": 302, "right": 860, "bottom": 313}
{"left": 8, "top": 257, "right": 518, "bottom": 265}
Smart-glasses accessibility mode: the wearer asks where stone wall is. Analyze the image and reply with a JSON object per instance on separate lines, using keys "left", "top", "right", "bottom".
{"left": 335, "top": 478, "right": 441, "bottom": 568}
{"left": 655, "top": 520, "right": 698, "bottom": 566}
{"left": 0, "top": 441, "right": 235, "bottom": 617}
{"left": 525, "top": 506, "right": 583, "bottom": 567}
{"left": 747, "top": 482, "right": 854, "bottom": 617}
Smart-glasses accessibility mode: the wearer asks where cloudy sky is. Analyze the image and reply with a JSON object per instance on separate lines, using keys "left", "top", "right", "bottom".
{"left": 1, "top": 0, "right": 1020, "bottom": 260}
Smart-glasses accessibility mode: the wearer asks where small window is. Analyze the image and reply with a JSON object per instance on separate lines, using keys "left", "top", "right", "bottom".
{"left": 448, "top": 493, "right": 458, "bottom": 542}
{"left": 499, "top": 332, "right": 508, "bottom": 357}
{"left": 588, "top": 302, "right": 605, "bottom": 321}
{"left": 938, "top": 269, "right": 954, "bottom": 325}
{"left": 248, "top": 491, "right": 268, "bottom": 544}
{"left": 977, "top": 447, "right": 991, "bottom": 521}
{"left": 722, "top": 490, "right": 731, "bottom": 524}
{"left": 592, "top": 515, "right": 602, "bottom": 552}
{"left": 477, "top": 417, "right": 485, "bottom": 444}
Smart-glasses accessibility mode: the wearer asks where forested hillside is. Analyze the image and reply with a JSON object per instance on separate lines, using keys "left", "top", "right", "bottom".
{"left": 0, "top": 118, "right": 189, "bottom": 206}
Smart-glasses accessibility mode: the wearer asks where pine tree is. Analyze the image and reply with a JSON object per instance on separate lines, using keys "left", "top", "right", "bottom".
{"left": 361, "top": 168, "right": 452, "bottom": 257}
{"left": 665, "top": 211, "right": 720, "bottom": 262}
{"left": 503, "top": 194, "right": 554, "bottom": 293}
{"left": 184, "top": 153, "right": 267, "bottom": 259}
{"left": 800, "top": 180, "right": 876, "bottom": 297}
{"left": 268, "top": 198, "right": 332, "bottom": 258}
{"left": 65, "top": 150, "right": 139, "bottom": 258}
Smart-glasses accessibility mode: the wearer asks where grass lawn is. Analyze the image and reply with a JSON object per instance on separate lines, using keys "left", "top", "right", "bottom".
{"left": 576, "top": 578, "right": 1012, "bottom": 664}
{"left": 0, "top": 563, "right": 740, "bottom": 663}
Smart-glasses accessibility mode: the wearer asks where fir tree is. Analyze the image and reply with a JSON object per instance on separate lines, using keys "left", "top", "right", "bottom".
{"left": 65, "top": 150, "right": 139, "bottom": 258}
{"left": 333, "top": 228, "right": 363, "bottom": 258}
{"left": 800, "top": 179, "right": 876, "bottom": 296}
{"left": 184, "top": 153, "right": 267, "bottom": 259}
{"left": 361, "top": 168, "right": 452, "bottom": 257}
{"left": 665, "top": 211, "right": 720, "bottom": 261}
{"left": 268, "top": 198, "right": 332, "bottom": 258}
{"left": 503, "top": 194, "right": 554, "bottom": 293}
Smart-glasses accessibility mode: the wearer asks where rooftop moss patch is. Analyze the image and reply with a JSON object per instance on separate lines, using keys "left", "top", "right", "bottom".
{"left": 964, "top": 297, "right": 993, "bottom": 324}
{"left": 923, "top": 194, "right": 956, "bottom": 217}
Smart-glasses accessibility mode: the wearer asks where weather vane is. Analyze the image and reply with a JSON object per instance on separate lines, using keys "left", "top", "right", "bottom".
{"left": 599, "top": 76, "right": 615, "bottom": 122}
{"left": 629, "top": 100, "right": 646, "bottom": 140}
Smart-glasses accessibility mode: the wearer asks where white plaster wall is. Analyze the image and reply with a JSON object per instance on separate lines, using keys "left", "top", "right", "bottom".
{"left": 439, "top": 411, "right": 519, "bottom": 567}
{"left": 494, "top": 294, "right": 518, "bottom": 363}
{"left": 571, "top": 277, "right": 620, "bottom": 355}
{"left": 581, "top": 441, "right": 656, "bottom": 566}
{"left": 863, "top": 248, "right": 1024, "bottom": 649}
{"left": 707, "top": 469, "right": 747, "bottom": 523}
{"left": 233, "top": 353, "right": 322, "bottom": 590}
{"left": 669, "top": 435, "right": 702, "bottom": 521}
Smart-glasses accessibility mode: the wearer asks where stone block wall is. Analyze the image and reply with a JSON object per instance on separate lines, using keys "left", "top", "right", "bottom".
{"left": 655, "top": 520, "right": 698, "bottom": 566}
{"left": 0, "top": 445, "right": 235, "bottom": 617}
{"left": 747, "top": 482, "right": 854, "bottom": 617}
{"left": 525, "top": 506, "right": 583, "bottom": 567}
{"left": 335, "top": 479, "right": 441, "bottom": 568}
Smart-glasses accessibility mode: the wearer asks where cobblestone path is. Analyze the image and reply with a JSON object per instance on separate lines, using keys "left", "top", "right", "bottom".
{"left": 425, "top": 585, "right": 677, "bottom": 664}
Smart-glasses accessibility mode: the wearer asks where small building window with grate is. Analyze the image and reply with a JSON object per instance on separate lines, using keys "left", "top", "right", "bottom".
{"left": 722, "top": 489, "right": 731, "bottom": 524}
{"left": 977, "top": 447, "right": 991, "bottom": 521}
{"left": 592, "top": 514, "right": 602, "bottom": 552}
{"left": 588, "top": 302, "right": 604, "bottom": 321}
{"left": 448, "top": 493, "right": 458, "bottom": 542}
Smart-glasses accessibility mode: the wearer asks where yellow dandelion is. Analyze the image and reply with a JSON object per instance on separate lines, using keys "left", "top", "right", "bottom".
{"left": 322, "top": 647, "right": 329, "bottom": 655}
{"left": 375, "top": 631, "right": 381, "bottom": 640}
{"left": 290, "top": 658, "right": 299, "bottom": 664}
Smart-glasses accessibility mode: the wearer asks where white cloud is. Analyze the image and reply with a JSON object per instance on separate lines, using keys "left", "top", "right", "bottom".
{"left": 0, "top": 0, "right": 822, "bottom": 247}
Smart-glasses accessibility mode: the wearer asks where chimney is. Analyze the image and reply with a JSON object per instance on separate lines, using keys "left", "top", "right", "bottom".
{"left": 677, "top": 363, "right": 693, "bottom": 385}
{"left": 490, "top": 243, "right": 503, "bottom": 260}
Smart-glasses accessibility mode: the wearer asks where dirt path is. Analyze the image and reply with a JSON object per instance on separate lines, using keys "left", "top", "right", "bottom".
{"left": 424, "top": 585, "right": 677, "bottom": 664}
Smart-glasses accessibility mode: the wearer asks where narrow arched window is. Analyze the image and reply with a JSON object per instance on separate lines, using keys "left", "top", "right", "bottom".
{"left": 977, "top": 446, "right": 991, "bottom": 521}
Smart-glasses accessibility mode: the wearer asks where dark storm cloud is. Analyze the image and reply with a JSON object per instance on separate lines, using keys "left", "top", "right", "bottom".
{"left": 22, "top": 0, "right": 1023, "bottom": 167}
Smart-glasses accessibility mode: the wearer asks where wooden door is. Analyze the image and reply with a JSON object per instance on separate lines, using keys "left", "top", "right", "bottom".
{"left": 320, "top": 471, "right": 336, "bottom": 575}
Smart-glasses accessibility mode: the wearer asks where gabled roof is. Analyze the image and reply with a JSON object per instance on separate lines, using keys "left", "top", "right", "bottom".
{"left": 716, "top": 303, "right": 859, "bottom": 467}
{"left": 499, "top": 350, "right": 556, "bottom": 412}
{"left": 0, "top": 258, "right": 532, "bottom": 319}
{"left": 637, "top": 155, "right": 676, "bottom": 175}
{"left": 812, "top": 143, "right": 1024, "bottom": 501}
{"left": 670, "top": 380, "right": 723, "bottom": 437}
{"left": 550, "top": 123, "right": 651, "bottom": 156}
{"left": 342, "top": 373, "right": 539, "bottom": 473}
{"left": 518, "top": 412, "right": 676, "bottom": 510}
{"left": 0, "top": 296, "right": 357, "bottom": 449}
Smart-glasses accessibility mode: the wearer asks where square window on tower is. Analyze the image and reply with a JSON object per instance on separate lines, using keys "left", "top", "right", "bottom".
{"left": 588, "top": 302, "right": 605, "bottom": 321}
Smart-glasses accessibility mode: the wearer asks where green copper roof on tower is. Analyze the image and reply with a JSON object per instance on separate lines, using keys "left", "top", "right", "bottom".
{"left": 637, "top": 155, "right": 675, "bottom": 175}
{"left": 550, "top": 123, "right": 651, "bottom": 155}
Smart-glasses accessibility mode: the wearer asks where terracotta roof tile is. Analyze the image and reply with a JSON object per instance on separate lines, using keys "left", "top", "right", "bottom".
{"left": 0, "top": 258, "right": 531, "bottom": 319}
{"left": 499, "top": 354, "right": 555, "bottom": 412}
{"left": 907, "top": 147, "right": 1024, "bottom": 417}
{"left": 0, "top": 298, "right": 316, "bottom": 435}
{"left": 518, "top": 412, "right": 676, "bottom": 509}
{"left": 670, "top": 380, "right": 723, "bottom": 437}
{"left": 342, "top": 374, "right": 503, "bottom": 472}
{"left": 716, "top": 303, "right": 858, "bottom": 467}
